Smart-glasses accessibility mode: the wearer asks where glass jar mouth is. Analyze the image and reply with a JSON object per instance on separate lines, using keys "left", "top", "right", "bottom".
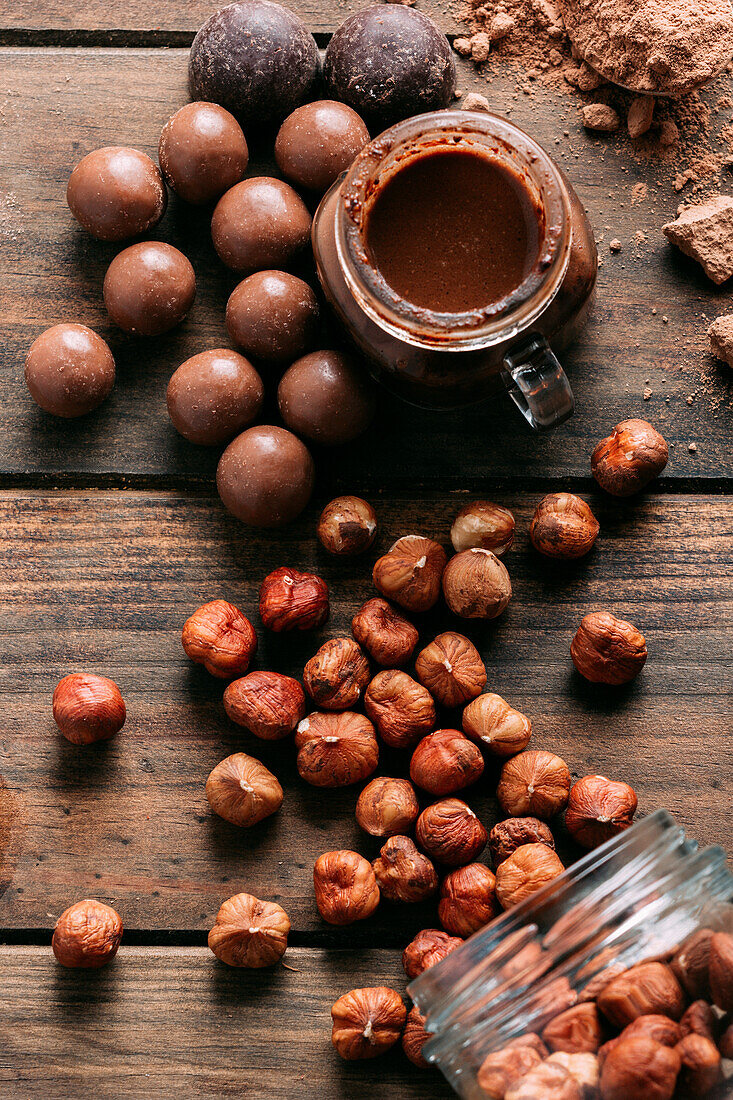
{"left": 336, "top": 110, "right": 572, "bottom": 352}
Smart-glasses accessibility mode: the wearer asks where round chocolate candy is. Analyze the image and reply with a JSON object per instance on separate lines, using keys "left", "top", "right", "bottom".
{"left": 277, "top": 350, "right": 376, "bottom": 446}
{"left": 226, "top": 271, "right": 319, "bottom": 363}
{"left": 158, "top": 102, "right": 249, "bottom": 205}
{"left": 167, "top": 349, "right": 264, "bottom": 445}
{"left": 217, "top": 424, "right": 315, "bottom": 526}
{"left": 274, "top": 100, "right": 370, "bottom": 193}
{"left": 66, "top": 146, "right": 167, "bottom": 241}
{"left": 24, "top": 323, "right": 115, "bottom": 418}
{"left": 103, "top": 242, "right": 196, "bottom": 336}
{"left": 211, "top": 177, "right": 311, "bottom": 273}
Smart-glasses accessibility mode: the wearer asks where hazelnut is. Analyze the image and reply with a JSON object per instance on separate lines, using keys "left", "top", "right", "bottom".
{"left": 313, "top": 850, "right": 380, "bottom": 925}
{"left": 622, "top": 1014, "right": 683, "bottom": 1047}
{"left": 505, "top": 1059, "right": 582, "bottom": 1100}
{"left": 671, "top": 929, "right": 713, "bottom": 1001}
{"left": 317, "top": 495, "right": 377, "bottom": 555}
{"left": 415, "top": 632, "right": 487, "bottom": 707}
{"left": 295, "top": 711, "right": 379, "bottom": 787}
{"left": 52, "top": 673, "right": 126, "bottom": 745}
{"left": 438, "top": 863, "right": 498, "bottom": 937}
{"left": 462, "top": 693, "right": 531, "bottom": 757}
{"left": 442, "top": 548, "right": 512, "bottom": 620}
{"left": 372, "top": 535, "right": 447, "bottom": 612}
{"left": 330, "top": 987, "right": 406, "bottom": 1059}
{"left": 592, "top": 418, "right": 669, "bottom": 497}
{"left": 489, "top": 817, "right": 556, "bottom": 867}
{"left": 415, "top": 798, "right": 488, "bottom": 866}
{"left": 679, "top": 1000, "right": 719, "bottom": 1043}
{"left": 223, "top": 671, "right": 305, "bottom": 739}
{"left": 505, "top": 1033, "right": 550, "bottom": 1058}
{"left": 372, "top": 836, "right": 439, "bottom": 902}
{"left": 565, "top": 775, "right": 638, "bottom": 849}
{"left": 529, "top": 493, "right": 599, "bottom": 560}
{"left": 181, "top": 599, "right": 257, "bottom": 678}
{"left": 596, "top": 962, "right": 686, "bottom": 1028}
{"left": 303, "top": 637, "right": 370, "bottom": 710}
{"left": 495, "top": 842, "right": 565, "bottom": 909}
{"left": 205, "top": 752, "right": 283, "bottom": 827}
{"left": 351, "top": 597, "right": 418, "bottom": 666}
{"left": 676, "top": 1032, "right": 722, "bottom": 1096}
{"left": 208, "top": 892, "right": 290, "bottom": 967}
{"left": 402, "top": 928, "right": 463, "bottom": 978}
{"left": 497, "top": 750, "right": 571, "bottom": 819}
{"left": 542, "top": 1002, "right": 603, "bottom": 1053}
{"left": 258, "top": 566, "right": 329, "bottom": 632}
{"left": 599, "top": 1034, "right": 681, "bottom": 1100}
{"left": 355, "top": 777, "right": 419, "bottom": 837}
{"left": 402, "top": 1004, "right": 430, "bottom": 1067}
{"left": 364, "top": 670, "right": 436, "bottom": 748}
{"left": 477, "top": 1044, "right": 543, "bottom": 1099}
{"left": 450, "top": 500, "right": 515, "bottom": 555}
{"left": 410, "top": 729, "right": 484, "bottom": 796}
{"left": 571, "top": 611, "right": 647, "bottom": 685}
{"left": 52, "top": 899, "right": 123, "bottom": 968}
{"left": 544, "top": 1052, "right": 599, "bottom": 1095}
{"left": 709, "top": 930, "right": 733, "bottom": 1012}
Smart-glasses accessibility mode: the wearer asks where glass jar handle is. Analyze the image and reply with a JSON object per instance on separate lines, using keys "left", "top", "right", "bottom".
{"left": 501, "top": 335, "right": 575, "bottom": 431}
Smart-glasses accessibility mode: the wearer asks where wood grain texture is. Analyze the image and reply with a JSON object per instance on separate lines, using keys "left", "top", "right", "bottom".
{"left": 1, "top": 49, "right": 732, "bottom": 487}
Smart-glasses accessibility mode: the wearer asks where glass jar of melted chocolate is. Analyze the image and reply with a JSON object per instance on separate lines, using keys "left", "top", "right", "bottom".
{"left": 312, "top": 110, "right": 598, "bottom": 428}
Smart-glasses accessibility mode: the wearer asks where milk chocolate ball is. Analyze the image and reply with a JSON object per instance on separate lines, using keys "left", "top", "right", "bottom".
{"left": 226, "top": 271, "right": 319, "bottom": 363}
{"left": 278, "top": 350, "right": 376, "bottom": 445}
{"left": 66, "top": 146, "right": 167, "bottom": 241}
{"left": 158, "top": 102, "right": 249, "bottom": 205}
{"left": 103, "top": 242, "right": 196, "bottom": 336}
{"left": 217, "top": 425, "right": 315, "bottom": 526}
{"left": 24, "top": 324, "right": 115, "bottom": 418}
{"left": 211, "top": 177, "right": 311, "bottom": 273}
{"left": 167, "top": 349, "right": 264, "bottom": 445}
{"left": 274, "top": 101, "right": 370, "bottom": 193}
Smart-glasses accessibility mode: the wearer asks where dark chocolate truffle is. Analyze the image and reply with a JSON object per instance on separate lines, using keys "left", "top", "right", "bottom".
{"left": 188, "top": 0, "right": 320, "bottom": 128}
{"left": 24, "top": 323, "right": 115, "bottom": 418}
{"left": 323, "top": 7, "right": 456, "bottom": 131}
{"left": 277, "top": 350, "right": 376, "bottom": 445}
{"left": 226, "top": 271, "right": 319, "bottom": 363}
{"left": 217, "top": 424, "right": 315, "bottom": 526}
{"left": 66, "top": 146, "right": 167, "bottom": 241}
{"left": 158, "top": 102, "right": 249, "bottom": 205}
{"left": 167, "top": 349, "right": 264, "bottom": 445}
{"left": 103, "top": 242, "right": 196, "bottom": 337}
{"left": 211, "top": 177, "right": 311, "bottom": 274}
{"left": 274, "top": 100, "right": 370, "bottom": 193}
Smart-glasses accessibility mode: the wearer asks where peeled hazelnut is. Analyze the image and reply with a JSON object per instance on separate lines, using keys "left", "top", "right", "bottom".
{"left": 489, "top": 817, "right": 556, "bottom": 867}
{"left": 410, "top": 729, "right": 484, "bottom": 796}
{"left": 565, "top": 775, "right": 638, "bottom": 849}
{"left": 462, "top": 693, "right": 531, "bottom": 757}
{"left": 352, "top": 597, "right": 418, "bottom": 666}
{"left": 671, "top": 929, "right": 713, "bottom": 1000}
{"left": 544, "top": 1052, "right": 599, "bottom": 1095}
{"left": 259, "top": 567, "right": 329, "bottom": 632}
{"left": 571, "top": 611, "right": 647, "bottom": 685}
{"left": 596, "top": 962, "right": 685, "bottom": 1028}
{"left": 495, "top": 842, "right": 565, "bottom": 909}
{"left": 52, "top": 673, "right": 126, "bottom": 745}
{"left": 317, "top": 495, "right": 377, "bottom": 555}
{"left": 450, "top": 500, "right": 515, "bottom": 555}
{"left": 313, "top": 850, "right": 380, "bottom": 924}
{"left": 679, "top": 1000, "right": 719, "bottom": 1043}
{"left": 415, "top": 632, "right": 487, "bottom": 707}
{"left": 599, "top": 1035, "right": 681, "bottom": 1100}
{"left": 181, "top": 599, "right": 257, "bottom": 678}
{"left": 529, "top": 493, "right": 599, "bottom": 560}
{"left": 331, "top": 987, "right": 406, "bottom": 1059}
{"left": 592, "top": 419, "right": 669, "bottom": 497}
{"left": 402, "top": 1004, "right": 430, "bottom": 1068}
{"left": 364, "top": 670, "right": 436, "bottom": 748}
{"left": 303, "top": 637, "right": 370, "bottom": 710}
{"left": 372, "top": 535, "right": 447, "bottom": 612}
{"left": 709, "top": 930, "right": 733, "bottom": 1012}
{"left": 205, "top": 752, "right": 283, "bottom": 827}
{"left": 223, "top": 671, "right": 305, "bottom": 739}
{"left": 355, "top": 776, "right": 419, "bottom": 837}
{"left": 676, "top": 1032, "right": 722, "bottom": 1096}
{"left": 442, "top": 548, "right": 512, "bottom": 620}
{"left": 477, "top": 1044, "right": 543, "bottom": 1099}
{"left": 542, "top": 1002, "right": 603, "bottom": 1053}
{"left": 402, "top": 928, "right": 463, "bottom": 979}
{"left": 438, "top": 863, "right": 498, "bottom": 937}
{"left": 497, "top": 750, "right": 571, "bottom": 820}
{"left": 52, "top": 899, "right": 123, "bottom": 968}
{"left": 208, "top": 892, "right": 290, "bottom": 967}
{"left": 622, "top": 1014, "right": 683, "bottom": 1047}
{"left": 415, "top": 798, "right": 488, "bottom": 866}
{"left": 372, "top": 836, "right": 438, "bottom": 902}
{"left": 295, "top": 711, "right": 378, "bottom": 787}
{"left": 505, "top": 1059, "right": 581, "bottom": 1100}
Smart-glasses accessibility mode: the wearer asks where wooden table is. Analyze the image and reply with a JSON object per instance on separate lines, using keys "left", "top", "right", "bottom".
{"left": 0, "top": 2, "right": 731, "bottom": 1095}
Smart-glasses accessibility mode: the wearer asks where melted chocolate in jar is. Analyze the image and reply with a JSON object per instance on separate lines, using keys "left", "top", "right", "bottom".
{"left": 365, "top": 148, "right": 541, "bottom": 314}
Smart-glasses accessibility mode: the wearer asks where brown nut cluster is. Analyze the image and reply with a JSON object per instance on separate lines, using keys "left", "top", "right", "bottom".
{"left": 462, "top": 693, "right": 531, "bottom": 757}
{"left": 303, "top": 637, "right": 370, "bottom": 710}
{"left": 410, "top": 729, "right": 484, "bottom": 796}
{"left": 259, "top": 566, "right": 329, "bottom": 632}
{"left": 529, "top": 493, "right": 600, "bottom": 560}
{"left": 442, "top": 548, "right": 512, "bottom": 620}
{"left": 355, "top": 777, "right": 420, "bottom": 837}
{"left": 596, "top": 961, "right": 686, "bottom": 1028}
{"left": 295, "top": 711, "right": 378, "bottom": 787}
{"left": 208, "top": 892, "right": 290, "bottom": 967}
{"left": 313, "top": 850, "right": 380, "bottom": 925}
{"left": 52, "top": 672, "right": 126, "bottom": 745}
{"left": 438, "top": 863, "right": 498, "bottom": 937}
{"left": 372, "top": 535, "right": 447, "bottom": 612}
{"left": 205, "top": 752, "right": 283, "bottom": 827}
{"left": 351, "top": 597, "right": 418, "bottom": 666}
{"left": 364, "top": 670, "right": 436, "bottom": 748}
{"left": 415, "top": 798, "right": 488, "bottom": 866}
{"left": 497, "top": 750, "right": 571, "bottom": 820}
{"left": 402, "top": 1004, "right": 430, "bottom": 1067}
{"left": 223, "top": 671, "right": 306, "bottom": 739}
{"left": 330, "top": 986, "right": 406, "bottom": 1060}
{"left": 402, "top": 928, "right": 463, "bottom": 979}
{"left": 52, "top": 899, "right": 123, "bottom": 968}
{"left": 541, "top": 1002, "right": 603, "bottom": 1053}
{"left": 565, "top": 774, "right": 638, "bottom": 850}
{"left": 450, "top": 500, "right": 515, "bottom": 555}
{"left": 317, "top": 495, "right": 377, "bottom": 556}
{"left": 489, "top": 817, "right": 556, "bottom": 867}
{"left": 372, "top": 836, "right": 438, "bottom": 903}
{"left": 571, "top": 611, "right": 647, "bottom": 685}
{"left": 181, "top": 599, "right": 257, "bottom": 678}
{"left": 592, "top": 418, "right": 669, "bottom": 497}
{"left": 495, "top": 842, "right": 565, "bottom": 909}
{"left": 415, "top": 632, "right": 487, "bottom": 707}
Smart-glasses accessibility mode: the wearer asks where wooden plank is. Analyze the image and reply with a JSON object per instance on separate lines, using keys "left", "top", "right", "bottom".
{"left": 0, "top": 944, "right": 452, "bottom": 1098}
{"left": 0, "top": 488, "right": 730, "bottom": 934}
{"left": 1, "top": 48, "right": 732, "bottom": 487}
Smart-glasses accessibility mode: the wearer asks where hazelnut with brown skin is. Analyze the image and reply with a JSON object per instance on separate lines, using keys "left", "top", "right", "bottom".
{"left": 295, "top": 711, "right": 378, "bottom": 787}
{"left": 372, "top": 535, "right": 447, "bottom": 612}
{"left": 676, "top": 1032, "right": 722, "bottom": 1096}
{"left": 303, "top": 637, "right": 370, "bottom": 710}
{"left": 364, "top": 670, "right": 436, "bottom": 748}
{"left": 671, "top": 928, "right": 713, "bottom": 1001}
{"left": 565, "top": 774, "right": 638, "bottom": 849}
{"left": 181, "top": 599, "right": 257, "bottom": 678}
{"left": 679, "top": 1000, "right": 719, "bottom": 1043}
{"left": 52, "top": 899, "right": 123, "bottom": 968}
{"left": 507, "top": 1061, "right": 581, "bottom": 1100}
{"left": 259, "top": 567, "right": 329, "bottom": 632}
{"left": 355, "top": 777, "right": 419, "bottom": 837}
{"left": 477, "top": 1044, "right": 543, "bottom": 1099}
{"left": 599, "top": 1034, "right": 681, "bottom": 1100}
{"left": 450, "top": 500, "right": 515, "bottom": 555}
{"left": 402, "top": 1004, "right": 430, "bottom": 1067}
{"left": 571, "top": 611, "right": 647, "bottom": 685}
{"left": 372, "top": 836, "right": 439, "bottom": 902}
{"left": 415, "top": 798, "right": 488, "bottom": 866}
{"left": 402, "top": 928, "right": 463, "bottom": 978}
{"left": 489, "top": 817, "right": 556, "bottom": 867}
{"left": 495, "top": 842, "right": 565, "bottom": 909}
{"left": 415, "top": 632, "right": 487, "bottom": 707}
{"left": 622, "top": 1015, "right": 683, "bottom": 1047}
{"left": 442, "top": 548, "right": 512, "bottom": 620}
{"left": 313, "top": 850, "right": 380, "bottom": 925}
{"left": 223, "top": 671, "right": 306, "bottom": 740}
{"left": 709, "top": 931, "right": 733, "bottom": 1012}
{"left": 52, "top": 673, "right": 126, "bottom": 745}
{"left": 317, "top": 495, "right": 377, "bottom": 556}
{"left": 331, "top": 987, "right": 406, "bottom": 1059}
{"left": 462, "top": 693, "right": 531, "bottom": 757}
{"left": 592, "top": 418, "right": 669, "bottom": 497}
{"left": 541, "top": 1002, "right": 603, "bottom": 1053}
{"left": 208, "top": 892, "right": 290, "bottom": 967}
{"left": 410, "top": 729, "right": 484, "bottom": 796}
{"left": 438, "top": 863, "right": 498, "bottom": 937}
{"left": 497, "top": 750, "right": 571, "bottom": 820}
{"left": 351, "top": 597, "right": 418, "bottom": 666}
{"left": 529, "top": 493, "right": 600, "bottom": 560}
{"left": 205, "top": 752, "right": 283, "bottom": 827}
{"left": 596, "top": 962, "right": 686, "bottom": 1028}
